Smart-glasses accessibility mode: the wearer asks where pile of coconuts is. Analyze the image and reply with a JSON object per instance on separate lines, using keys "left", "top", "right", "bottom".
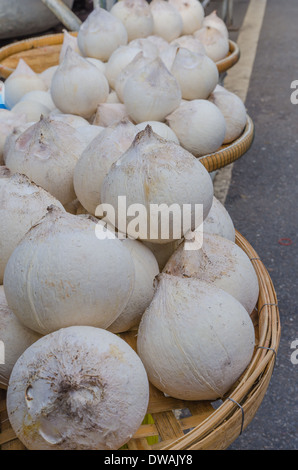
{"left": 0, "top": 2, "right": 258, "bottom": 451}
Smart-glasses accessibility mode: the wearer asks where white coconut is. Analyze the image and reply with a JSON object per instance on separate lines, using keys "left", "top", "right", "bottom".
{"left": 170, "top": 48, "right": 219, "bottom": 100}
{"left": 0, "top": 110, "right": 27, "bottom": 164}
{"left": 39, "top": 65, "right": 59, "bottom": 89}
{"left": 208, "top": 85, "right": 247, "bottom": 143}
{"left": 19, "top": 90, "right": 56, "bottom": 111}
{"left": 49, "top": 113, "right": 90, "bottom": 129}
{"left": 202, "top": 196, "right": 235, "bottom": 241}
{"left": 135, "top": 121, "right": 179, "bottom": 144}
{"left": 108, "top": 238, "right": 159, "bottom": 333}
{"left": 203, "top": 10, "right": 229, "bottom": 39}
{"left": 114, "top": 51, "right": 153, "bottom": 103}
{"left": 150, "top": 0, "right": 183, "bottom": 42}
{"left": 0, "top": 286, "right": 41, "bottom": 389}
{"left": 77, "top": 7, "right": 128, "bottom": 61}
{"left": 50, "top": 48, "right": 109, "bottom": 119}
{"left": 101, "top": 126, "right": 214, "bottom": 244}
{"left": 11, "top": 100, "right": 51, "bottom": 122}
{"left": 92, "top": 103, "right": 130, "bottom": 128}
{"left": 4, "top": 59, "right": 47, "bottom": 109}
{"left": 3, "top": 207, "right": 135, "bottom": 335}
{"left": 122, "top": 57, "right": 181, "bottom": 123}
{"left": 110, "top": 0, "right": 154, "bottom": 42}
{"left": 74, "top": 119, "right": 138, "bottom": 216}
{"left": 7, "top": 326, "right": 149, "bottom": 450}
{"left": 105, "top": 45, "right": 144, "bottom": 90}
{"left": 75, "top": 124, "right": 104, "bottom": 148}
{"left": 137, "top": 274, "right": 255, "bottom": 400}
{"left": 166, "top": 99, "right": 226, "bottom": 157}
{"left": 194, "top": 26, "right": 229, "bottom": 62}
{"left": 168, "top": 0, "right": 204, "bottom": 35}
{"left": 5, "top": 115, "right": 86, "bottom": 205}
{"left": 0, "top": 168, "right": 65, "bottom": 284}
{"left": 163, "top": 232, "right": 259, "bottom": 314}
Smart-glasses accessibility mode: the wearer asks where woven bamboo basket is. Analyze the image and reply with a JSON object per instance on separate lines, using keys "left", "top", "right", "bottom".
{"left": 0, "top": 230, "right": 280, "bottom": 450}
{"left": 0, "top": 33, "right": 240, "bottom": 79}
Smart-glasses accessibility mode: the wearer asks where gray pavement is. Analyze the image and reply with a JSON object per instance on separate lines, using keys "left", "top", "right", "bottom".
{"left": 220, "top": 0, "right": 298, "bottom": 450}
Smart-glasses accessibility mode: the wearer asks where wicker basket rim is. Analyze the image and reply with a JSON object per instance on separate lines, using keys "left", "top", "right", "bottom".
{"left": 200, "top": 114, "right": 255, "bottom": 172}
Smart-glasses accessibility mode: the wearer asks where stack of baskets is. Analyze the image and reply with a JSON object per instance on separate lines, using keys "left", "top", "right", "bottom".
{"left": 0, "top": 20, "right": 280, "bottom": 452}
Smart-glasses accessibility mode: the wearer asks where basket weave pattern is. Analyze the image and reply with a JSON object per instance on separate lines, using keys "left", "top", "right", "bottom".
{"left": 0, "top": 231, "right": 280, "bottom": 450}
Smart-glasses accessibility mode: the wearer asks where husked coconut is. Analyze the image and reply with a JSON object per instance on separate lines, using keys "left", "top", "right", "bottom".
{"left": 202, "top": 196, "right": 235, "bottom": 241}
{"left": 74, "top": 119, "right": 138, "bottom": 215}
{"left": 166, "top": 99, "right": 226, "bottom": 157}
{"left": 101, "top": 126, "right": 214, "bottom": 244}
{"left": 110, "top": 0, "right": 154, "bottom": 42}
{"left": 208, "top": 85, "right": 247, "bottom": 143}
{"left": 137, "top": 274, "right": 255, "bottom": 400}
{"left": 3, "top": 207, "right": 135, "bottom": 335}
{"left": 163, "top": 232, "right": 259, "bottom": 314}
{"left": 0, "top": 168, "right": 64, "bottom": 284}
{"left": 5, "top": 115, "right": 86, "bottom": 205}
{"left": 7, "top": 326, "right": 149, "bottom": 450}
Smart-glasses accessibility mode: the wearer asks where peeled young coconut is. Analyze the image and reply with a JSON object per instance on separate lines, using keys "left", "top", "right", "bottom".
{"left": 208, "top": 85, "right": 247, "bottom": 143}
{"left": 4, "top": 59, "right": 47, "bottom": 109}
{"left": 168, "top": 0, "right": 204, "bottom": 35}
{"left": 49, "top": 113, "right": 90, "bottom": 129}
{"left": 7, "top": 326, "right": 149, "bottom": 450}
{"left": 170, "top": 48, "right": 219, "bottom": 100}
{"left": 92, "top": 103, "right": 130, "bottom": 128}
{"left": 59, "top": 30, "right": 82, "bottom": 63}
{"left": 51, "top": 48, "right": 109, "bottom": 119}
{"left": 75, "top": 124, "right": 104, "bottom": 148}
{"left": 105, "top": 45, "right": 144, "bottom": 90}
{"left": 5, "top": 115, "right": 86, "bottom": 205}
{"left": 137, "top": 274, "right": 255, "bottom": 400}
{"left": 135, "top": 121, "right": 179, "bottom": 144}
{"left": 101, "top": 126, "right": 214, "bottom": 244}
{"left": 2, "top": 122, "right": 35, "bottom": 164}
{"left": 0, "top": 168, "right": 65, "bottom": 284}
{"left": 114, "top": 51, "right": 153, "bottom": 103}
{"left": 202, "top": 196, "right": 235, "bottom": 241}
{"left": 77, "top": 7, "right": 128, "bottom": 61}
{"left": 166, "top": 99, "right": 226, "bottom": 157}
{"left": 150, "top": 0, "right": 183, "bottom": 42}
{"left": 0, "top": 110, "right": 27, "bottom": 165}
{"left": 19, "top": 90, "right": 56, "bottom": 111}
{"left": 203, "top": 10, "right": 229, "bottom": 39}
{"left": 163, "top": 232, "right": 259, "bottom": 314}
{"left": 0, "top": 286, "right": 41, "bottom": 389}
{"left": 194, "top": 26, "right": 229, "bottom": 62}
{"left": 170, "top": 35, "right": 206, "bottom": 55}
{"left": 3, "top": 207, "right": 135, "bottom": 335}
{"left": 122, "top": 57, "right": 182, "bottom": 123}
{"left": 11, "top": 100, "right": 51, "bottom": 122}
{"left": 110, "top": 0, "right": 154, "bottom": 42}
{"left": 39, "top": 65, "right": 59, "bottom": 89}
{"left": 74, "top": 119, "right": 138, "bottom": 215}
{"left": 108, "top": 238, "right": 159, "bottom": 333}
